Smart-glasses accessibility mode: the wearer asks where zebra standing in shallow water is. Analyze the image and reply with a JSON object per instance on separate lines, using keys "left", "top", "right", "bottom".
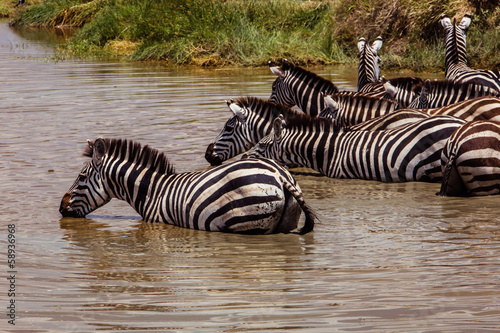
{"left": 246, "top": 114, "right": 465, "bottom": 183}
{"left": 439, "top": 121, "right": 500, "bottom": 196}
{"left": 441, "top": 13, "right": 500, "bottom": 91}
{"left": 60, "top": 138, "right": 315, "bottom": 234}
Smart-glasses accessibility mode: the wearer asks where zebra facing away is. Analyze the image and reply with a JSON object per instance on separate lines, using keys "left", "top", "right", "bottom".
{"left": 439, "top": 121, "right": 500, "bottom": 196}
{"left": 60, "top": 138, "right": 315, "bottom": 234}
{"left": 245, "top": 113, "right": 465, "bottom": 183}
{"left": 357, "top": 36, "right": 383, "bottom": 92}
{"left": 441, "top": 13, "right": 500, "bottom": 91}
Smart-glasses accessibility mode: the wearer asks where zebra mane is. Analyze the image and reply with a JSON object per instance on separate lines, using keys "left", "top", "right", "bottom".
{"left": 234, "top": 96, "right": 304, "bottom": 119}
{"left": 329, "top": 92, "right": 398, "bottom": 108}
{"left": 280, "top": 61, "right": 339, "bottom": 94}
{"left": 383, "top": 76, "right": 423, "bottom": 88}
{"left": 84, "top": 138, "right": 176, "bottom": 175}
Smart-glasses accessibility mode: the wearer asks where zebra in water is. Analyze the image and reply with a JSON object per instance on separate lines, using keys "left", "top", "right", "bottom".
{"left": 268, "top": 60, "right": 390, "bottom": 116}
{"left": 321, "top": 94, "right": 500, "bottom": 124}
{"left": 408, "top": 79, "right": 500, "bottom": 109}
{"left": 439, "top": 121, "right": 500, "bottom": 196}
{"left": 441, "top": 13, "right": 500, "bottom": 91}
{"left": 205, "top": 96, "right": 398, "bottom": 166}
{"left": 245, "top": 113, "right": 465, "bottom": 183}
{"left": 60, "top": 138, "right": 315, "bottom": 234}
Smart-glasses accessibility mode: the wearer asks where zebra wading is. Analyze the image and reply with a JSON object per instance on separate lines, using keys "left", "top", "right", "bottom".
{"left": 205, "top": 95, "right": 398, "bottom": 166}
{"left": 246, "top": 113, "right": 465, "bottom": 183}
{"left": 60, "top": 138, "right": 315, "bottom": 234}
{"left": 408, "top": 79, "right": 500, "bottom": 109}
{"left": 321, "top": 94, "right": 500, "bottom": 124}
{"left": 441, "top": 13, "right": 500, "bottom": 91}
{"left": 439, "top": 121, "right": 500, "bottom": 196}
{"left": 268, "top": 60, "right": 390, "bottom": 116}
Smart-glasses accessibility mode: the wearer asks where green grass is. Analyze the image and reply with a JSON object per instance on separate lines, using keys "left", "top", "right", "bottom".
{"left": 5, "top": 0, "right": 500, "bottom": 71}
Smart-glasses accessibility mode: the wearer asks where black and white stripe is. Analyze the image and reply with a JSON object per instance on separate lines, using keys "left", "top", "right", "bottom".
{"left": 441, "top": 13, "right": 500, "bottom": 91}
{"left": 408, "top": 79, "right": 499, "bottom": 109}
{"left": 60, "top": 138, "right": 315, "bottom": 234}
{"left": 357, "top": 36, "right": 383, "bottom": 91}
{"left": 247, "top": 113, "right": 465, "bottom": 183}
{"left": 439, "top": 120, "right": 500, "bottom": 196}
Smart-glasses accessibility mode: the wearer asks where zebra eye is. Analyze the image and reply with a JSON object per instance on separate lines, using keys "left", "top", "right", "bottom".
{"left": 78, "top": 172, "right": 88, "bottom": 181}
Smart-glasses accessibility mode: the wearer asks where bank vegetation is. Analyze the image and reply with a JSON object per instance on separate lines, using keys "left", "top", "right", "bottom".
{"left": 3, "top": 0, "right": 500, "bottom": 71}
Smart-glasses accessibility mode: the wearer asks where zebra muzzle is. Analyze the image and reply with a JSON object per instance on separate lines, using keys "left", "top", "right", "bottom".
{"left": 205, "top": 143, "right": 223, "bottom": 166}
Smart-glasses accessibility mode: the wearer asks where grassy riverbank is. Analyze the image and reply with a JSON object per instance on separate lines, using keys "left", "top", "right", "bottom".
{"left": 4, "top": 0, "right": 500, "bottom": 71}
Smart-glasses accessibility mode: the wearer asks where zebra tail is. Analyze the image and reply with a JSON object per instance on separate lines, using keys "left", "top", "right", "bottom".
{"left": 438, "top": 151, "right": 467, "bottom": 196}
{"left": 281, "top": 177, "right": 317, "bottom": 234}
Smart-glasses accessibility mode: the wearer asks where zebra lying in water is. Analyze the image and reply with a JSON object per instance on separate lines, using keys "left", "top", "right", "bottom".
{"left": 60, "top": 138, "right": 315, "bottom": 234}
{"left": 439, "top": 121, "right": 500, "bottom": 197}
{"left": 245, "top": 113, "right": 465, "bottom": 183}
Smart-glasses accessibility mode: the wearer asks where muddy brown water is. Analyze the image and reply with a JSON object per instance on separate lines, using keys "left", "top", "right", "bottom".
{"left": 1, "top": 21, "right": 499, "bottom": 332}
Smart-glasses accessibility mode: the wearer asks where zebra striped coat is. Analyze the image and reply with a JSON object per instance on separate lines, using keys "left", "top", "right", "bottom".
{"left": 268, "top": 60, "right": 390, "bottom": 116}
{"left": 205, "top": 96, "right": 399, "bottom": 166}
{"left": 357, "top": 36, "right": 383, "bottom": 91}
{"left": 439, "top": 121, "right": 500, "bottom": 196}
{"left": 246, "top": 114, "right": 466, "bottom": 183}
{"left": 408, "top": 79, "right": 499, "bottom": 109}
{"left": 441, "top": 13, "right": 500, "bottom": 91}
{"left": 60, "top": 138, "right": 315, "bottom": 234}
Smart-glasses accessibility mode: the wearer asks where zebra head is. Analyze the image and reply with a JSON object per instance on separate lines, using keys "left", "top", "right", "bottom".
{"left": 408, "top": 79, "right": 431, "bottom": 109}
{"left": 205, "top": 99, "right": 259, "bottom": 166}
{"left": 441, "top": 13, "right": 471, "bottom": 68}
{"left": 357, "top": 36, "right": 383, "bottom": 91}
{"left": 269, "top": 60, "right": 296, "bottom": 107}
{"left": 246, "top": 115, "right": 288, "bottom": 163}
{"left": 60, "top": 138, "right": 111, "bottom": 218}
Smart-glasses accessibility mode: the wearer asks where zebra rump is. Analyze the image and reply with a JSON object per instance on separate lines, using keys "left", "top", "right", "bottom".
{"left": 60, "top": 138, "right": 315, "bottom": 234}
{"left": 439, "top": 121, "right": 500, "bottom": 196}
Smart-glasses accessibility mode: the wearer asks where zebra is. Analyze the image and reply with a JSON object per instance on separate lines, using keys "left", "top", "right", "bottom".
{"left": 439, "top": 120, "right": 500, "bottom": 196}
{"left": 408, "top": 79, "right": 500, "bottom": 109}
{"left": 245, "top": 113, "right": 465, "bottom": 183}
{"left": 60, "top": 138, "right": 315, "bottom": 234}
{"left": 441, "top": 13, "right": 500, "bottom": 91}
{"left": 321, "top": 94, "right": 500, "bottom": 124}
{"left": 205, "top": 95, "right": 398, "bottom": 166}
{"left": 357, "top": 36, "right": 383, "bottom": 92}
{"left": 268, "top": 59, "right": 391, "bottom": 116}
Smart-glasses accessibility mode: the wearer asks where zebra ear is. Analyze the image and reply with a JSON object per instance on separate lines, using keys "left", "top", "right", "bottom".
{"left": 92, "top": 138, "right": 107, "bottom": 165}
{"left": 372, "top": 36, "right": 383, "bottom": 52}
{"left": 324, "top": 95, "right": 339, "bottom": 112}
{"left": 273, "top": 115, "right": 284, "bottom": 140}
{"left": 229, "top": 103, "right": 246, "bottom": 121}
{"left": 440, "top": 14, "right": 452, "bottom": 29}
{"left": 459, "top": 13, "right": 471, "bottom": 30}
{"left": 382, "top": 81, "right": 397, "bottom": 99}
{"left": 357, "top": 37, "right": 366, "bottom": 52}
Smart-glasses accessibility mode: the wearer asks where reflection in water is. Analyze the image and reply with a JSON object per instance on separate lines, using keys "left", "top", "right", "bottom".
{"left": 1, "top": 21, "right": 499, "bottom": 332}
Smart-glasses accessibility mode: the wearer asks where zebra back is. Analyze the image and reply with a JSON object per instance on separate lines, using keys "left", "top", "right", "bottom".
{"left": 248, "top": 112, "right": 465, "bottom": 183}
{"left": 381, "top": 76, "right": 423, "bottom": 107}
{"left": 408, "top": 79, "right": 500, "bottom": 109}
{"left": 320, "top": 93, "right": 399, "bottom": 126}
{"left": 357, "top": 36, "right": 383, "bottom": 91}
{"left": 61, "top": 138, "right": 315, "bottom": 234}
{"left": 439, "top": 120, "right": 500, "bottom": 196}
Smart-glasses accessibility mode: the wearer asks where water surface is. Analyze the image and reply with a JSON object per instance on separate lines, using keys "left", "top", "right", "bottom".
{"left": 1, "top": 21, "right": 499, "bottom": 332}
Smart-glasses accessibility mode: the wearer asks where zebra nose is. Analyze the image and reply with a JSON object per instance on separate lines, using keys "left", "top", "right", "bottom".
{"left": 59, "top": 192, "right": 74, "bottom": 217}
{"left": 205, "top": 144, "right": 222, "bottom": 166}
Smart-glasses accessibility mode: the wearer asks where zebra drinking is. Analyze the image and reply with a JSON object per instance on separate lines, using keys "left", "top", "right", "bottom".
{"left": 439, "top": 121, "right": 500, "bottom": 196}
{"left": 441, "top": 13, "right": 500, "bottom": 91}
{"left": 60, "top": 138, "right": 315, "bottom": 234}
{"left": 246, "top": 114, "right": 465, "bottom": 183}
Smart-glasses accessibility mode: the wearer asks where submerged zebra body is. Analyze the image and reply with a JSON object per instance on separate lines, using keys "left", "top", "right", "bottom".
{"left": 246, "top": 114, "right": 465, "bottom": 183}
{"left": 441, "top": 13, "right": 500, "bottom": 91}
{"left": 60, "top": 138, "right": 315, "bottom": 234}
{"left": 439, "top": 121, "right": 500, "bottom": 196}
{"left": 408, "top": 79, "right": 499, "bottom": 109}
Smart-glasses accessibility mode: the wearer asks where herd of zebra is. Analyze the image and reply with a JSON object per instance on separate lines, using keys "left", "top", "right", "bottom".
{"left": 60, "top": 13, "right": 500, "bottom": 235}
